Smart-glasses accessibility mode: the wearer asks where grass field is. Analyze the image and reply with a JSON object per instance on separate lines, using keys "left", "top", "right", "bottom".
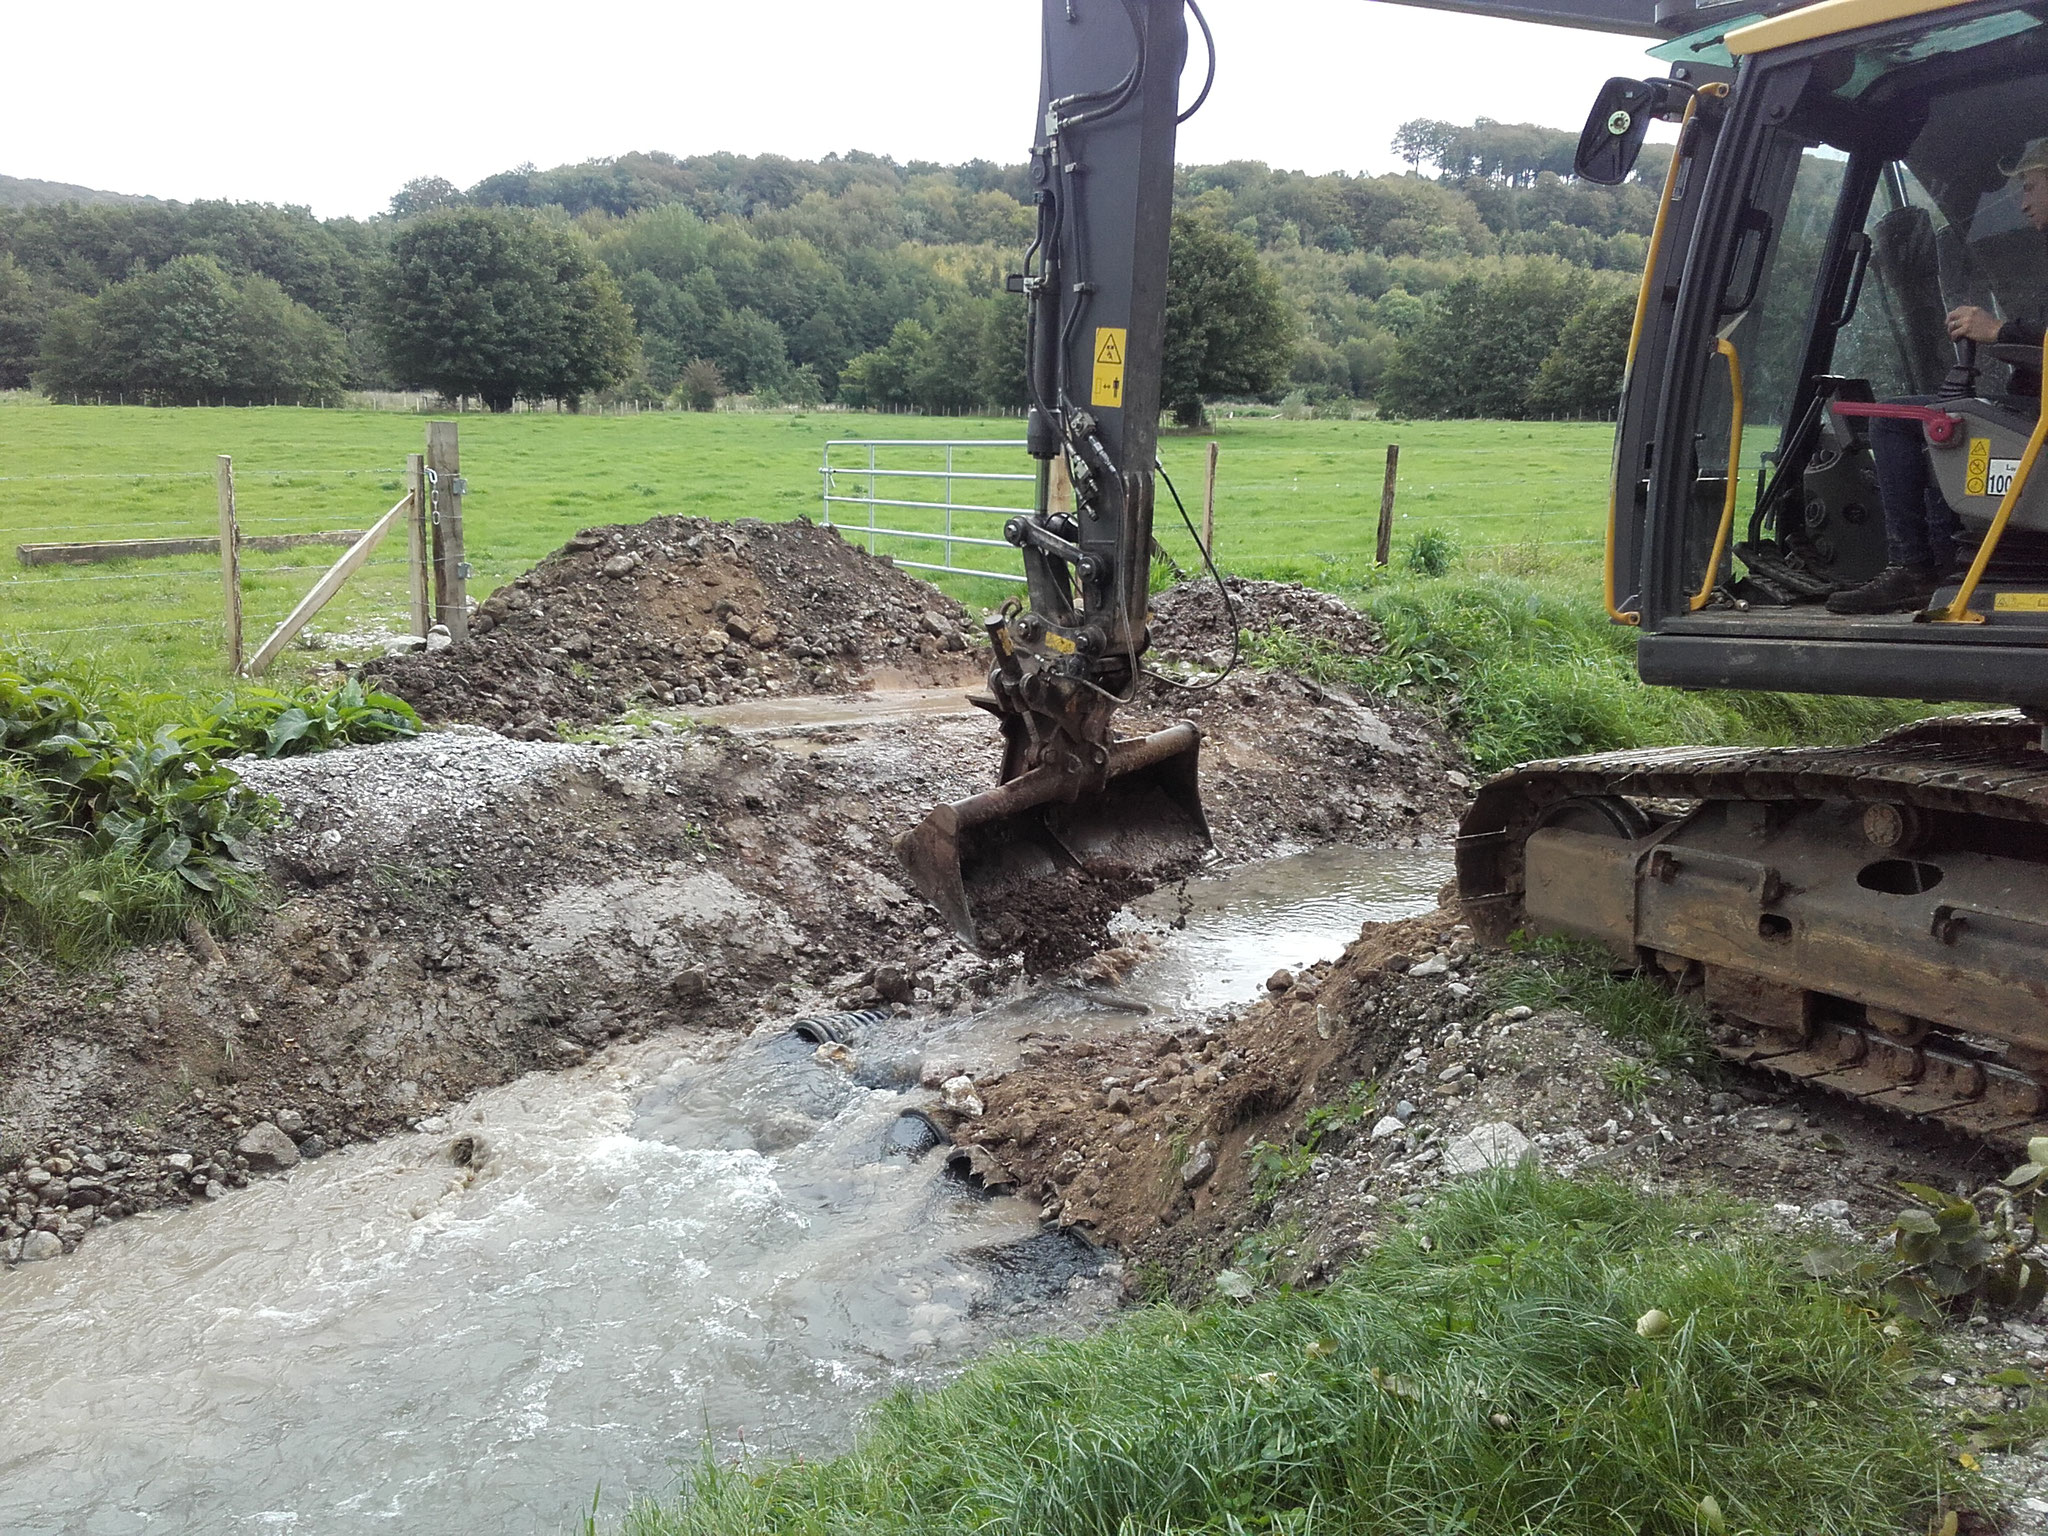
{"left": 2, "top": 397, "right": 1612, "bottom": 690}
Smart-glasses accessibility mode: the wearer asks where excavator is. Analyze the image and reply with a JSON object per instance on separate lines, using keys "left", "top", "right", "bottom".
{"left": 895, "top": 0, "right": 2048, "bottom": 1146}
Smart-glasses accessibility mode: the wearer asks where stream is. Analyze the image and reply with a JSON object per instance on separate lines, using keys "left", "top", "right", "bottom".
{"left": 0, "top": 843, "right": 1450, "bottom": 1534}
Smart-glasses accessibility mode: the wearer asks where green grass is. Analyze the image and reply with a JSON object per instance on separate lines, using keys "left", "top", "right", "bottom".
{"left": 612, "top": 1168, "right": 1972, "bottom": 1536}
{"left": 1, "top": 397, "right": 1609, "bottom": 689}
{"left": 1492, "top": 935, "right": 1713, "bottom": 1071}
{"left": 2, "top": 397, "right": 1934, "bottom": 767}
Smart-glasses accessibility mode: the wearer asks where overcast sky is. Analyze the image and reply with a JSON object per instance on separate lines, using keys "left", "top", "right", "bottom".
{"left": 9, "top": 1, "right": 1662, "bottom": 218}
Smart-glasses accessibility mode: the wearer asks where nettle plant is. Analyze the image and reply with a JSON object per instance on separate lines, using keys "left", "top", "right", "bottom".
{"left": 1885, "top": 1138, "right": 2048, "bottom": 1321}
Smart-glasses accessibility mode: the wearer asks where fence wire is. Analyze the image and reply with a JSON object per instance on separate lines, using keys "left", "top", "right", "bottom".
{"left": 6, "top": 466, "right": 423, "bottom": 665}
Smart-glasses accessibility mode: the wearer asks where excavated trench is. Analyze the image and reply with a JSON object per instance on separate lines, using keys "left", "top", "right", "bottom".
{"left": 0, "top": 844, "right": 1452, "bottom": 1535}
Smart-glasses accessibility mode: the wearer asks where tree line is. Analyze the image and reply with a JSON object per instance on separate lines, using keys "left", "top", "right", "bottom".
{"left": 0, "top": 127, "right": 1670, "bottom": 420}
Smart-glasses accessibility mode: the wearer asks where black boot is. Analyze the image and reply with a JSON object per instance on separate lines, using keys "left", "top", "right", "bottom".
{"left": 1824, "top": 563, "right": 1943, "bottom": 615}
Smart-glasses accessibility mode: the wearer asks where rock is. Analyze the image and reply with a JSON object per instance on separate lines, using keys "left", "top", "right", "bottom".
{"left": 164, "top": 1152, "right": 194, "bottom": 1174}
{"left": 235, "top": 1122, "right": 301, "bottom": 1172}
{"left": 940, "top": 1075, "right": 984, "bottom": 1117}
{"left": 919, "top": 1058, "right": 967, "bottom": 1090}
{"left": 600, "top": 554, "right": 638, "bottom": 579}
{"left": 667, "top": 965, "right": 711, "bottom": 1001}
{"left": 1808, "top": 1198, "right": 1852, "bottom": 1224}
{"left": 1504, "top": 1005, "right": 1534, "bottom": 1022}
{"left": 203, "top": 1180, "right": 227, "bottom": 1200}
{"left": 1105, "top": 1090, "right": 1134, "bottom": 1116}
{"left": 1409, "top": 955, "right": 1451, "bottom": 977}
{"left": 1180, "top": 1141, "right": 1217, "bottom": 1189}
{"left": 65, "top": 1179, "right": 107, "bottom": 1207}
{"left": 297, "top": 1135, "right": 328, "bottom": 1160}
{"left": 19, "top": 1230, "right": 61, "bottom": 1262}
{"left": 1265, "top": 969, "right": 1295, "bottom": 994}
{"left": 424, "top": 624, "right": 454, "bottom": 653}
{"left": 1437, "top": 1061, "right": 1471, "bottom": 1083}
{"left": 871, "top": 963, "right": 914, "bottom": 1005}
{"left": 1441, "top": 1122, "right": 1535, "bottom": 1177}
{"left": 1370, "top": 1115, "right": 1406, "bottom": 1141}
{"left": 272, "top": 1109, "right": 307, "bottom": 1138}
{"left": 1393, "top": 1100, "right": 1418, "bottom": 1122}
{"left": 22, "top": 1167, "right": 50, "bottom": 1191}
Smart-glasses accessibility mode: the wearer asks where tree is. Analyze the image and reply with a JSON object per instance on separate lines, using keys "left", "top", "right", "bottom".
{"left": 1160, "top": 209, "right": 1296, "bottom": 426}
{"left": 0, "top": 254, "right": 52, "bottom": 389}
{"left": 1391, "top": 119, "right": 1458, "bottom": 174}
{"left": 389, "top": 177, "right": 465, "bottom": 219}
{"left": 33, "top": 255, "right": 344, "bottom": 405}
{"left": 674, "top": 358, "right": 723, "bottom": 410}
{"left": 1526, "top": 285, "right": 1634, "bottom": 417}
{"left": 375, "top": 208, "right": 635, "bottom": 410}
{"left": 1377, "top": 258, "right": 1591, "bottom": 419}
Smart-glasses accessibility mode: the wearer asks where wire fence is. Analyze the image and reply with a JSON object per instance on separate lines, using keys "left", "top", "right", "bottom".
{"left": 4, "top": 461, "right": 428, "bottom": 675}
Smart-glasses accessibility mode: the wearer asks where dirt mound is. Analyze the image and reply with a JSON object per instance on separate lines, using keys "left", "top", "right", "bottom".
{"left": 367, "top": 517, "right": 983, "bottom": 735}
{"left": 1149, "top": 577, "right": 1380, "bottom": 668}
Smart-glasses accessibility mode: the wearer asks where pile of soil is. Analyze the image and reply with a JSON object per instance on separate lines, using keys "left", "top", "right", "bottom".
{"left": 1149, "top": 577, "right": 1383, "bottom": 669}
{"left": 367, "top": 517, "right": 984, "bottom": 734}
{"left": 951, "top": 907, "right": 1997, "bottom": 1302}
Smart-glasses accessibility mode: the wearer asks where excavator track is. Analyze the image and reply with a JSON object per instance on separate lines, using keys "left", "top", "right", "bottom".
{"left": 1456, "top": 712, "right": 2048, "bottom": 1151}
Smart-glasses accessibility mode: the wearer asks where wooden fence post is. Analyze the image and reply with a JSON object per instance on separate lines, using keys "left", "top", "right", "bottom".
{"left": 1376, "top": 443, "right": 1400, "bottom": 568}
{"left": 406, "top": 452, "right": 430, "bottom": 637}
{"left": 1201, "top": 440, "right": 1219, "bottom": 561}
{"left": 216, "top": 454, "right": 243, "bottom": 673}
{"left": 426, "top": 421, "right": 469, "bottom": 641}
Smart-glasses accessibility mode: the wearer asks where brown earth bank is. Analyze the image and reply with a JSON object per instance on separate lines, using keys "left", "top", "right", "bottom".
{"left": 953, "top": 905, "right": 2006, "bottom": 1304}
{"left": 0, "top": 555, "right": 1467, "bottom": 1262}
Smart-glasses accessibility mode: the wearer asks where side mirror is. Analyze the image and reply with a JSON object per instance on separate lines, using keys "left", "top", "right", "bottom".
{"left": 1575, "top": 77, "right": 1661, "bottom": 186}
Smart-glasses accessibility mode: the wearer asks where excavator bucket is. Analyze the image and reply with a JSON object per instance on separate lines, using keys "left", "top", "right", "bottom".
{"left": 895, "top": 723, "right": 1212, "bottom": 950}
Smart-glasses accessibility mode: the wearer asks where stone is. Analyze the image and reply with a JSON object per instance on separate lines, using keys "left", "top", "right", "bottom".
{"left": 1265, "top": 969, "right": 1294, "bottom": 994}
{"left": 601, "top": 554, "right": 638, "bottom": 579}
{"left": 1370, "top": 1115, "right": 1406, "bottom": 1141}
{"left": 1436, "top": 1062, "right": 1471, "bottom": 1083}
{"left": 164, "top": 1152, "right": 194, "bottom": 1174}
{"left": 19, "top": 1230, "right": 61, "bottom": 1262}
{"left": 1409, "top": 955, "right": 1451, "bottom": 978}
{"left": 272, "top": 1109, "right": 307, "bottom": 1138}
{"left": 871, "top": 963, "right": 915, "bottom": 1005}
{"left": 22, "top": 1167, "right": 50, "bottom": 1191}
{"left": 667, "top": 965, "right": 711, "bottom": 1001}
{"left": 297, "top": 1135, "right": 328, "bottom": 1161}
{"left": 65, "top": 1179, "right": 107, "bottom": 1207}
{"left": 1504, "top": 1005, "right": 1534, "bottom": 1022}
{"left": 1180, "top": 1140, "right": 1217, "bottom": 1189}
{"left": 235, "top": 1122, "right": 301, "bottom": 1172}
{"left": 940, "top": 1075, "right": 984, "bottom": 1117}
{"left": 424, "top": 624, "right": 454, "bottom": 653}
{"left": 1393, "top": 1100, "right": 1418, "bottom": 1122}
{"left": 1441, "top": 1122, "right": 1535, "bottom": 1177}
{"left": 1807, "top": 1198, "right": 1852, "bottom": 1223}
{"left": 919, "top": 1058, "right": 967, "bottom": 1090}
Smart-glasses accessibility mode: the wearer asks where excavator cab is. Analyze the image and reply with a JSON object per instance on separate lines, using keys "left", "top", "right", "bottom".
{"left": 1593, "top": 0, "right": 2048, "bottom": 689}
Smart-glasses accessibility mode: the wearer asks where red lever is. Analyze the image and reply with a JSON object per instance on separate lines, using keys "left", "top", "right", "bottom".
{"left": 1830, "top": 401, "right": 1963, "bottom": 445}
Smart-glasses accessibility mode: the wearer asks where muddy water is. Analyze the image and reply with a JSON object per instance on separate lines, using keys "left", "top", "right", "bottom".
{"left": 0, "top": 843, "right": 1447, "bottom": 1534}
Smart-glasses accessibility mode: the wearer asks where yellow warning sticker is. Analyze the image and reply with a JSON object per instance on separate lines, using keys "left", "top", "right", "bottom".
{"left": 1090, "top": 327, "right": 1127, "bottom": 409}
{"left": 1967, "top": 437, "right": 1992, "bottom": 496}
{"left": 1994, "top": 591, "right": 2048, "bottom": 611}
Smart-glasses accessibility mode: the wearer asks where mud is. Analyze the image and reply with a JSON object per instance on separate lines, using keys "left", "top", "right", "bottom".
{"left": 365, "top": 516, "right": 984, "bottom": 733}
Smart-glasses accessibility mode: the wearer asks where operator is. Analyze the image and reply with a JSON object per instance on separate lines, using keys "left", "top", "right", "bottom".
{"left": 1827, "top": 141, "right": 2048, "bottom": 614}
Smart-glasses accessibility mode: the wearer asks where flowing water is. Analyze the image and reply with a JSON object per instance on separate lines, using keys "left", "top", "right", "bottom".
{"left": 0, "top": 843, "right": 1449, "bottom": 1534}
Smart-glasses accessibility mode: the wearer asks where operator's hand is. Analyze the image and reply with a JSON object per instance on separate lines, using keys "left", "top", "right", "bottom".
{"left": 1947, "top": 305, "right": 2003, "bottom": 344}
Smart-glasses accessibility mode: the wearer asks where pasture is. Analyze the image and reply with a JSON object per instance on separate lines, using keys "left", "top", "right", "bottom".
{"left": 1, "top": 398, "right": 1614, "bottom": 692}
